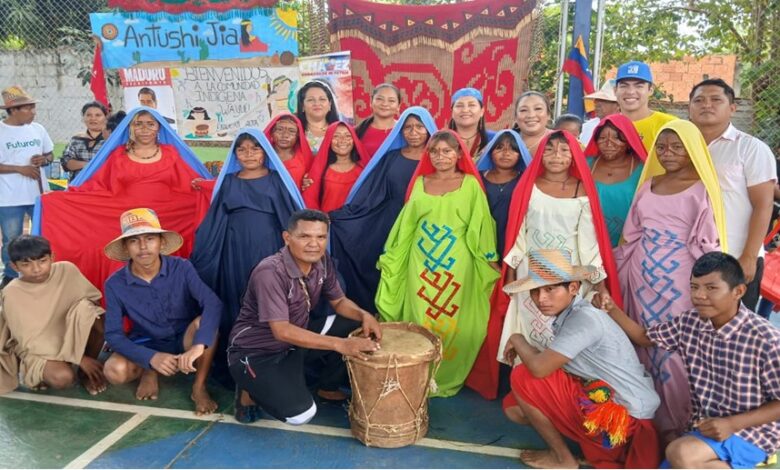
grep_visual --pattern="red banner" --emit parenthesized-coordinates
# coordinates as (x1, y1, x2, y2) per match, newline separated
(107, 0, 276, 14)
(328, 0, 538, 128)
(90, 44, 110, 108)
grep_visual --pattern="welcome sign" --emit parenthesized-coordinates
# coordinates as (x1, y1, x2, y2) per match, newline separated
(90, 8, 298, 68)
(170, 66, 300, 141)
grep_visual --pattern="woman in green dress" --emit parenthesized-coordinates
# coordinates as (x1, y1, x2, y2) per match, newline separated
(375, 129, 500, 397)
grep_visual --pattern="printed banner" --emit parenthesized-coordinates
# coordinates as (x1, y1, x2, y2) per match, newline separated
(91, 8, 298, 68)
(120, 68, 178, 129)
(108, 0, 277, 14)
(298, 52, 355, 125)
(170, 66, 300, 141)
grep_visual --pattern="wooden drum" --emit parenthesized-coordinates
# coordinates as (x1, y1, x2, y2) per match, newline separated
(346, 322, 442, 448)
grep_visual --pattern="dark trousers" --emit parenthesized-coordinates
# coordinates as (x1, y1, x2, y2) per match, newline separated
(742, 257, 764, 313)
(229, 314, 360, 421)
(305, 314, 360, 391)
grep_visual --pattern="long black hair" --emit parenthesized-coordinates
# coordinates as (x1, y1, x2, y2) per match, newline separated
(295, 80, 340, 131)
(447, 97, 490, 155)
(355, 83, 402, 138)
(320, 123, 361, 202)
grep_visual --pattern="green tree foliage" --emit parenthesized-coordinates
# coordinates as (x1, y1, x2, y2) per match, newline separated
(678, 0, 780, 147)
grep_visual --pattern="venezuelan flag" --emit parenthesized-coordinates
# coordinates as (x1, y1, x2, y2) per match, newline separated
(563, 35, 595, 95)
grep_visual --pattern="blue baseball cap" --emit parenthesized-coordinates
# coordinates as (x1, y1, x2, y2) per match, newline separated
(616, 61, 653, 84)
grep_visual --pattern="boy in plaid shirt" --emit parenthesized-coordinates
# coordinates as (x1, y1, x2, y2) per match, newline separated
(601, 252, 780, 468)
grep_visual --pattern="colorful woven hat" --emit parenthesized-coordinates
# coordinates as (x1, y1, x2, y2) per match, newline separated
(104, 208, 183, 261)
(0, 85, 38, 109)
(503, 248, 597, 294)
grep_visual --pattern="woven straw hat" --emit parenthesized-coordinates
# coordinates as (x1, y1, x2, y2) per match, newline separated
(1, 85, 39, 109)
(104, 208, 183, 262)
(584, 79, 617, 102)
(504, 249, 597, 294)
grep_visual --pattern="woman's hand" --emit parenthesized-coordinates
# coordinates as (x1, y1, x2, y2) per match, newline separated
(191, 178, 205, 190)
(301, 174, 313, 191)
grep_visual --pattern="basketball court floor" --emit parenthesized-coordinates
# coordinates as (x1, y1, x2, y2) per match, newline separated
(0, 374, 543, 468)
(2, 311, 780, 468)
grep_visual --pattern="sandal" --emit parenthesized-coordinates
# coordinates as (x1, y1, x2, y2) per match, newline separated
(234, 387, 261, 424)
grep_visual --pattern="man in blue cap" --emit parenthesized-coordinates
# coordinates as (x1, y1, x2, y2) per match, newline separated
(614, 60, 677, 151)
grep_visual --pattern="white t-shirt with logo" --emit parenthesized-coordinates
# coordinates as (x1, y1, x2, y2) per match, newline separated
(708, 124, 777, 258)
(0, 121, 53, 207)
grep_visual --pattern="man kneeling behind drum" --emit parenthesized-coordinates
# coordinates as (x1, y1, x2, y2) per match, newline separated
(227, 209, 382, 425)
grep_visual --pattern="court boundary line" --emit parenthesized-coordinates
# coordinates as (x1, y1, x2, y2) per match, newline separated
(65, 413, 149, 469)
(3, 391, 519, 460)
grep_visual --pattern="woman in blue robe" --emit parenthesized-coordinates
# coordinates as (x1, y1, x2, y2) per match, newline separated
(191, 129, 304, 337)
(476, 130, 533, 256)
(329, 107, 438, 312)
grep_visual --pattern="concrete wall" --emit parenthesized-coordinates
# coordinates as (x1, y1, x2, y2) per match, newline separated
(1, 49, 123, 144)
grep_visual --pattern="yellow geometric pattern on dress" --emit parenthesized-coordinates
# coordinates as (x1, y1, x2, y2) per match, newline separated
(423, 316, 459, 362)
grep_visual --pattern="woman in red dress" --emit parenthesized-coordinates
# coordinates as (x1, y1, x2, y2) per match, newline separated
(302, 122, 369, 212)
(33, 108, 213, 291)
(355, 83, 401, 159)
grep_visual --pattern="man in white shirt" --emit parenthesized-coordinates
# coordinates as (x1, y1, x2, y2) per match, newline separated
(689, 78, 776, 314)
(0, 86, 53, 288)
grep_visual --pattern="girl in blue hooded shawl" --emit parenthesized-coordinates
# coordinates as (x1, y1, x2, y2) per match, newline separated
(329, 107, 437, 312)
(476, 130, 533, 255)
(191, 129, 303, 335)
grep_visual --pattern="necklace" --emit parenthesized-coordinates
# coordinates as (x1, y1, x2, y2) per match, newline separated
(461, 132, 478, 142)
(132, 146, 160, 160)
(485, 170, 518, 192)
(593, 156, 634, 178)
(539, 175, 569, 190)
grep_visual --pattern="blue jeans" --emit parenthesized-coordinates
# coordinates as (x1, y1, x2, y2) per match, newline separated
(0, 205, 34, 278)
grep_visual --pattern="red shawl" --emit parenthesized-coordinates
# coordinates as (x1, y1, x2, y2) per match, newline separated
(39, 144, 213, 293)
(263, 113, 314, 189)
(583, 113, 648, 162)
(466, 130, 623, 399)
(404, 129, 485, 201)
(303, 122, 369, 210)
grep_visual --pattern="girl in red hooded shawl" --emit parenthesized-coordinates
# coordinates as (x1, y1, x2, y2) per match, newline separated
(263, 113, 313, 189)
(584, 114, 648, 247)
(467, 130, 622, 400)
(302, 122, 369, 212)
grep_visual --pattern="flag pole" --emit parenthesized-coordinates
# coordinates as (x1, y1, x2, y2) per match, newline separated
(592, 0, 607, 89)
(554, 0, 570, 119)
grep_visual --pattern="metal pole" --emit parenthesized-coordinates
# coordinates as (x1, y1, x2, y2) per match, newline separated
(592, 0, 607, 89)
(555, 0, 570, 119)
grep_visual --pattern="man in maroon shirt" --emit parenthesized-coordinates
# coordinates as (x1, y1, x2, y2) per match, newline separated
(228, 209, 382, 425)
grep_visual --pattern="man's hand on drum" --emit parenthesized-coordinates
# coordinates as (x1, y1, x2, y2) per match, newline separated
(339, 336, 379, 361)
(359, 311, 383, 343)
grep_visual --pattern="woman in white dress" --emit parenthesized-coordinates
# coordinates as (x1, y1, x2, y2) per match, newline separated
(469, 130, 623, 399)
(498, 130, 621, 356)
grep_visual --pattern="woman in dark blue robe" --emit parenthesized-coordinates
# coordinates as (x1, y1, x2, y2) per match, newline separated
(191, 129, 304, 337)
(476, 130, 532, 256)
(329, 107, 437, 312)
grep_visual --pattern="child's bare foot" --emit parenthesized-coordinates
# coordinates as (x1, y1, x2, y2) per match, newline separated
(79, 356, 107, 395)
(191, 386, 217, 415)
(519, 449, 578, 469)
(135, 369, 159, 400)
(30, 383, 48, 391)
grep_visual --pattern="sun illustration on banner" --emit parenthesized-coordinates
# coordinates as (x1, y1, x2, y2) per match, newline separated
(271, 8, 297, 42)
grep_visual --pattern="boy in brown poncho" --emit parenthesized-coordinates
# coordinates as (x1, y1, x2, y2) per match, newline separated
(0, 235, 106, 394)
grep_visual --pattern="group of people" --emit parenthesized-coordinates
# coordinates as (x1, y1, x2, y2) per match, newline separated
(0, 57, 778, 469)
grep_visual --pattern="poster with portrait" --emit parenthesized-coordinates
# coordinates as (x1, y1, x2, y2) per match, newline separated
(119, 68, 178, 129)
(170, 66, 299, 141)
(298, 52, 355, 124)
